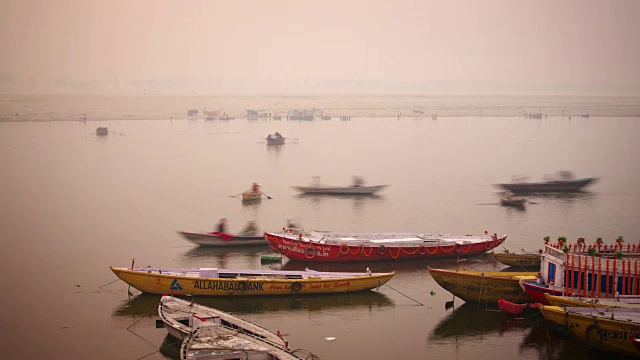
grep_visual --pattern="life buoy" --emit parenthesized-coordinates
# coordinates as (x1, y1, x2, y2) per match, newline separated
(585, 323, 603, 350)
(455, 243, 461, 252)
(291, 281, 302, 292)
(379, 245, 386, 254)
(237, 281, 249, 291)
(339, 243, 349, 255)
(304, 246, 315, 259)
(419, 245, 426, 255)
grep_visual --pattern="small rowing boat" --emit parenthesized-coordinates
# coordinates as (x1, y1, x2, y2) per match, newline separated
(159, 296, 319, 359)
(111, 266, 394, 296)
(292, 176, 387, 195)
(492, 250, 541, 268)
(177, 231, 266, 247)
(159, 295, 288, 345)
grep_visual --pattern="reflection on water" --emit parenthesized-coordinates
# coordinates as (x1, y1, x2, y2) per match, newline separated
(524, 191, 597, 202)
(430, 302, 541, 341)
(518, 319, 632, 360)
(159, 334, 181, 360)
(181, 245, 270, 267)
(114, 291, 393, 318)
(279, 250, 503, 273)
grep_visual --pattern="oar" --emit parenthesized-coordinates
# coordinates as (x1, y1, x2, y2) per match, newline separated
(262, 192, 273, 199)
(229, 192, 243, 198)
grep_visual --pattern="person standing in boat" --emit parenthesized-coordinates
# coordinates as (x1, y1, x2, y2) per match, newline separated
(216, 218, 228, 233)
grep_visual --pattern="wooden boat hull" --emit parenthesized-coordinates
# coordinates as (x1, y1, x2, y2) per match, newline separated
(111, 267, 395, 296)
(544, 293, 640, 308)
(159, 295, 288, 347)
(496, 177, 598, 193)
(178, 231, 266, 247)
(242, 191, 262, 201)
(500, 198, 526, 208)
(292, 185, 387, 195)
(492, 252, 541, 268)
(264, 232, 505, 262)
(429, 267, 537, 303)
(538, 305, 640, 356)
(266, 137, 285, 145)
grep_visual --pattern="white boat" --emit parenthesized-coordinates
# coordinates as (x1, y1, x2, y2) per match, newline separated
(293, 176, 388, 195)
(177, 231, 266, 247)
(159, 295, 289, 346)
(180, 323, 318, 360)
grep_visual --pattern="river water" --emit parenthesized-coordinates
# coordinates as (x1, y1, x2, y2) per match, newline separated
(1, 94, 639, 360)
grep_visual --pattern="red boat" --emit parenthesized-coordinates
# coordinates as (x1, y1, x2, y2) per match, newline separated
(263, 228, 506, 262)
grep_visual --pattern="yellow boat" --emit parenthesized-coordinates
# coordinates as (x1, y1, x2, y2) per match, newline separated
(544, 293, 640, 308)
(492, 251, 541, 268)
(428, 267, 537, 303)
(110, 266, 394, 296)
(538, 304, 640, 356)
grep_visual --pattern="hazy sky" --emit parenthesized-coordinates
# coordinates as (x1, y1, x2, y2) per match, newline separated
(1, 0, 639, 93)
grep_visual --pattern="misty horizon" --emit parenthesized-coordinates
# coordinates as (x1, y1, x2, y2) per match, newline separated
(2, 0, 640, 96)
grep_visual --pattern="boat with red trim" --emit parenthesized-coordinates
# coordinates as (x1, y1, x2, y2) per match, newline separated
(520, 238, 640, 304)
(264, 227, 506, 262)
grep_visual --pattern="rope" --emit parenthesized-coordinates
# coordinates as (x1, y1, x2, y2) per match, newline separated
(98, 278, 121, 289)
(383, 284, 424, 306)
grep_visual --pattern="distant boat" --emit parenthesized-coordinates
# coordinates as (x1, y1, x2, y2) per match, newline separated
(187, 109, 198, 117)
(266, 133, 285, 145)
(492, 250, 541, 268)
(96, 127, 109, 136)
(203, 110, 218, 120)
(292, 176, 387, 195)
(499, 192, 527, 208)
(177, 231, 266, 247)
(495, 171, 598, 193)
(288, 109, 314, 121)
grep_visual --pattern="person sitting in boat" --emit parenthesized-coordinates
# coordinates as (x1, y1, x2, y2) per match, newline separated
(267, 134, 272, 140)
(240, 220, 258, 235)
(216, 218, 228, 233)
(251, 182, 261, 193)
(274, 132, 283, 139)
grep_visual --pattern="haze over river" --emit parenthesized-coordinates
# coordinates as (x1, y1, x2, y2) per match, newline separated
(1, 94, 639, 360)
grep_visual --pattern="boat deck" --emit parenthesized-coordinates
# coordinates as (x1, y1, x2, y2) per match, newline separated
(118, 267, 375, 279)
(565, 306, 640, 323)
(290, 231, 500, 247)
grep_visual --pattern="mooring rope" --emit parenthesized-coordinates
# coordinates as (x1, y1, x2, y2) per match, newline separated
(384, 284, 424, 306)
(98, 278, 121, 289)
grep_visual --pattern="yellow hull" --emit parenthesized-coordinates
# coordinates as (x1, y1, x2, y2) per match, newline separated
(429, 267, 537, 303)
(242, 192, 262, 200)
(544, 293, 640, 308)
(492, 252, 541, 268)
(538, 304, 640, 356)
(110, 267, 394, 296)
